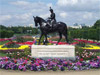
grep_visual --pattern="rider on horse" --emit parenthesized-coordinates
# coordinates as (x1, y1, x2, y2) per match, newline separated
(48, 7, 56, 29)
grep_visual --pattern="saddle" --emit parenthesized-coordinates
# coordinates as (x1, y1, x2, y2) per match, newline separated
(46, 19, 56, 29)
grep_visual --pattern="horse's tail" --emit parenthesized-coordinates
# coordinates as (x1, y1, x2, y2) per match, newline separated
(62, 22, 68, 35)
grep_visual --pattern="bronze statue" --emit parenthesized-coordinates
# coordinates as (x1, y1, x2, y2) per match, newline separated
(33, 7, 69, 45)
(33, 16, 69, 45)
(48, 7, 56, 29)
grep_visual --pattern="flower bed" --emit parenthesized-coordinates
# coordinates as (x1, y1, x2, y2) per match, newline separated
(74, 39, 100, 45)
(16, 41, 34, 45)
(82, 45, 100, 52)
(0, 38, 11, 42)
(0, 56, 100, 71)
(0, 38, 100, 71)
(0, 45, 30, 51)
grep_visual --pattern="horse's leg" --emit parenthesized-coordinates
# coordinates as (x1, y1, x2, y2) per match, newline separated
(38, 34, 43, 45)
(63, 33, 69, 44)
(56, 32, 62, 45)
(44, 34, 48, 45)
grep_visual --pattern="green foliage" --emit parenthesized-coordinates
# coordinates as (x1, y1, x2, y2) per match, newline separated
(82, 30, 88, 40)
(75, 46, 84, 56)
(68, 35, 74, 43)
(0, 25, 38, 36)
(0, 29, 14, 38)
(96, 52, 100, 56)
(69, 28, 99, 41)
(2, 42, 20, 48)
(93, 19, 100, 28)
(68, 20, 100, 41)
(77, 42, 86, 47)
(0, 25, 14, 38)
(6, 48, 31, 59)
(10, 26, 38, 34)
(16, 36, 33, 43)
(0, 25, 7, 29)
(96, 28, 100, 41)
(16, 37, 24, 42)
(88, 29, 97, 41)
(0, 52, 7, 57)
(52, 67, 57, 71)
(23, 48, 31, 57)
(0, 40, 10, 45)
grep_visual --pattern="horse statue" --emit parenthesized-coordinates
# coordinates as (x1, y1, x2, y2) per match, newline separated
(33, 16, 69, 45)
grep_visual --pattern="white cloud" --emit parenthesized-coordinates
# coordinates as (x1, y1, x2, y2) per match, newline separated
(40, 13, 50, 19)
(83, 12, 93, 19)
(1, 0, 99, 26)
(57, 0, 78, 6)
(57, 0, 100, 12)
(11, 1, 30, 6)
(14, 13, 32, 20)
(47, 3, 53, 7)
(0, 15, 12, 23)
(10, 1, 48, 10)
(59, 12, 67, 18)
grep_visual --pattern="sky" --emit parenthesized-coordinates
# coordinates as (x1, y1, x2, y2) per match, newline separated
(0, 0, 100, 27)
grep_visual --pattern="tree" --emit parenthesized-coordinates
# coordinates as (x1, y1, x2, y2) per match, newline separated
(96, 28, 100, 41)
(88, 29, 97, 41)
(0, 25, 7, 29)
(93, 19, 100, 28)
(0, 30, 14, 38)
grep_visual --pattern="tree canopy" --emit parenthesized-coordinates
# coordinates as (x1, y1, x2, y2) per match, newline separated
(93, 19, 100, 28)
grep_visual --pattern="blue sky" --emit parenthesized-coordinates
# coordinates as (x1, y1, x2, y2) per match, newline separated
(0, 0, 100, 27)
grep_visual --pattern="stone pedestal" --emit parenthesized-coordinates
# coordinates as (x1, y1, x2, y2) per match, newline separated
(31, 45, 75, 59)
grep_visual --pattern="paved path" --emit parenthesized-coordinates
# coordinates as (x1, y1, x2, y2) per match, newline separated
(0, 69, 100, 75)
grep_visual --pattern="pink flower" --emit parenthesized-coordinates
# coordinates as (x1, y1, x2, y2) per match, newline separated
(97, 56, 100, 59)
(35, 63, 39, 66)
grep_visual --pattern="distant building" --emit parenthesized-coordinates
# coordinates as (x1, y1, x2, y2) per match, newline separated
(80, 23, 86, 27)
(88, 25, 93, 27)
(70, 23, 82, 29)
(69, 23, 92, 29)
(29, 24, 34, 28)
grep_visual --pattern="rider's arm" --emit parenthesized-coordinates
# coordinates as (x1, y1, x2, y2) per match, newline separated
(50, 13, 55, 19)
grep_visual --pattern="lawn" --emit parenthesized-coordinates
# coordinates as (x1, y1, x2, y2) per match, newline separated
(96, 52, 100, 56)
(0, 40, 10, 45)
(0, 52, 7, 57)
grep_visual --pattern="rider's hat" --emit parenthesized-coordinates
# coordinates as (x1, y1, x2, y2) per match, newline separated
(49, 7, 53, 12)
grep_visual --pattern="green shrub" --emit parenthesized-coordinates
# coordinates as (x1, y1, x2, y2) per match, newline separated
(16, 36, 24, 42)
(75, 46, 97, 60)
(77, 42, 86, 47)
(0, 30, 14, 38)
(75, 46, 84, 56)
(68, 36, 74, 43)
(6, 48, 31, 59)
(16, 36, 34, 42)
(2, 42, 20, 48)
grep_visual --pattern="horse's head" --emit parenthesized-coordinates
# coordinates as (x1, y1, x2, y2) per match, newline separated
(33, 16, 46, 27)
(33, 16, 39, 27)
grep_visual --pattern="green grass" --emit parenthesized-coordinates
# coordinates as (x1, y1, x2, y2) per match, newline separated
(0, 52, 7, 57)
(0, 40, 10, 45)
(96, 52, 100, 56)
(14, 33, 34, 36)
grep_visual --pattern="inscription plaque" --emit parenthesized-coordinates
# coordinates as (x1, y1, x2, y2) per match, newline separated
(31, 45, 75, 59)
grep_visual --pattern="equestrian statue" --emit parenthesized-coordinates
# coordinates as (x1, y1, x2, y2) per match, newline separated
(33, 7, 69, 45)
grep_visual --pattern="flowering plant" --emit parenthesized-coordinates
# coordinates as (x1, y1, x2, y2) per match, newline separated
(75, 46, 98, 60)
(0, 56, 100, 71)
(6, 48, 31, 59)
(0, 44, 30, 51)
(82, 45, 100, 51)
